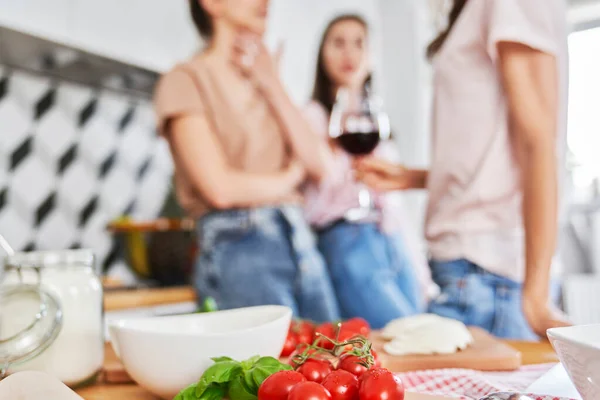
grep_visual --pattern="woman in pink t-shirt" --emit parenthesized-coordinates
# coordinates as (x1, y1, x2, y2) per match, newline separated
(303, 15, 431, 329)
(357, 0, 571, 339)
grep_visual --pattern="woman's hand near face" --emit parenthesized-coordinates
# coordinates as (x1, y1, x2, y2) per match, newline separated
(355, 157, 428, 191)
(231, 32, 282, 94)
(230, 32, 334, 181)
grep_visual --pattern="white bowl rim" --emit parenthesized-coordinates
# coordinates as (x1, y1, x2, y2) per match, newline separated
(108, 304, 292, 338)
(547, 324, 600, 352)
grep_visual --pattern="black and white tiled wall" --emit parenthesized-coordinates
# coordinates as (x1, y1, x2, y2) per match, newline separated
(0, 65, 173, 273)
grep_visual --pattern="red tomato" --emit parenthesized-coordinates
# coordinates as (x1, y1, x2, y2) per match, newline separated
(296, 359, 333, 383)
(315, 323, 336, 349)
(296, 329, 314, 346)
(358, 368, 404, 400)
(288, 381, 332, 400)
(337, 354, 368, 377)
(280, 330, 299, 357)
(343, 317, 370, 337)
(258, 370, 306, 400)
(322, 369, 359, 400)
(293, 320, 316, 342)
(337, 326, 358, 342)
(358, 367, 385, 385)
(288, 344, 320, 367)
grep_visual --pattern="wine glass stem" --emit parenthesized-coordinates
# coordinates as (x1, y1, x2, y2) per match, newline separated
(358, 184, 373, 210)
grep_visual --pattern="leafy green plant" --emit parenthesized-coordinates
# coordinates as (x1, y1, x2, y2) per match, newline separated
(173, 355, 292, 400)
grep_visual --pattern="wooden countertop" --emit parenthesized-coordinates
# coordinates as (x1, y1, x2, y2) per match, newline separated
(77, 341, 558, 400)
(104, 286, 196, 312)
(76, 287, 559, 400)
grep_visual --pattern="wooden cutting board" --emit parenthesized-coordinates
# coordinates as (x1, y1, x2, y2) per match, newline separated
(372, 327, 522, 372)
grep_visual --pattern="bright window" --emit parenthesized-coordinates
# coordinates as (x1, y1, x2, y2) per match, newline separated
(568, 27, 600, 188)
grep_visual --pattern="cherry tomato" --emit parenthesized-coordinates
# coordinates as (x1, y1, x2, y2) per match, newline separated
(296, 329, 314, 345)
(338, 354, 368, 377)
(337, 326, 358, 342)
(280, 330, 299, 357)
(322, 369, 359, 400)
(358, 368, 404, 400)
(288, 381, 332, 400)
(315, 323, 336, 349)
(358, 367, 385, 385)
(343, 317, 370, 337)
(297, 359, 333, 383)
(258, 370, 306, 400)
(293, 320, 316, 343)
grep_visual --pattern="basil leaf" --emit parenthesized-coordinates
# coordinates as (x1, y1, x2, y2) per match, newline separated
(240, 355, 260, 371)
(229, 376, 258, 400)
(211, 356, 235, 363)
(173, 383, 198, 400)
(245, 357, 293, 393)
(199, 384, 227, 400)
(195, 361, 242, 397)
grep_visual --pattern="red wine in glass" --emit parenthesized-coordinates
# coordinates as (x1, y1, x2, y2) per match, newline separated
(336, 130, 381, 155)
(329, 88, 390, 221)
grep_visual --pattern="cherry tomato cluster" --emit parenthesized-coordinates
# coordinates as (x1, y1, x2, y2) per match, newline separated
(280, 318, 371, 357)
(262, 321, 404, 400)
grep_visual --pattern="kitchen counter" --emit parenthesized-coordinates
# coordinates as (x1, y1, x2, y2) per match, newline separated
(104, 286, 196, 312)
(77, 341, 559, 400)
(77, 286, 559, 400)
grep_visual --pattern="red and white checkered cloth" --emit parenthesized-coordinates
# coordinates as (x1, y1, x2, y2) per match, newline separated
(397, 363, 575, 400)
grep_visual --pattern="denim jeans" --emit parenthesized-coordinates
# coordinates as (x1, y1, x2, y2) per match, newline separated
(194, 206, 340, 323)
(427, 259, 554, 340)
(317, 221, 424, 329)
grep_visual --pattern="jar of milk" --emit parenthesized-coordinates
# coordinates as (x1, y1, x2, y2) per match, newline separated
(0, 249, 104, 387)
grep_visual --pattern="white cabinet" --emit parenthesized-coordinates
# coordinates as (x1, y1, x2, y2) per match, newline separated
(69, 0, 199, 71)
(0, 0, 71, 41)
(0, 0, 198, 72)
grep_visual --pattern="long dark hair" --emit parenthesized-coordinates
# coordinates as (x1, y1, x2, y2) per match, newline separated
(189, 0, 213, 39)
(426, 0, 468, 59)
(311, 14, 372, 114)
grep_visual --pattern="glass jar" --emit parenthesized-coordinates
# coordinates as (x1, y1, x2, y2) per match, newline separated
(0, 249, 104, 387)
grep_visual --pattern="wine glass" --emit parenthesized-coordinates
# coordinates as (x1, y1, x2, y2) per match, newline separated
(329, 87, 391, 221)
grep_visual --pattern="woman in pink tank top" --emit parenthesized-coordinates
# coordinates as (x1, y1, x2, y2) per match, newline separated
(356, 0, 571, 339)
(303, 15, 431, 329)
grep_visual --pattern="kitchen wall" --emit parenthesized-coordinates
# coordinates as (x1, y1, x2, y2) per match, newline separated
(0, 0, 389, 277)
(0, 66, 173, 271)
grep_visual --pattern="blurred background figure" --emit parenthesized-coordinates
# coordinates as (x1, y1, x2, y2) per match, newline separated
(357, 0, 571, 339)
(303, 14, 431, 329)
(1, 0, 600, 330)
(153, 0, 341, 322)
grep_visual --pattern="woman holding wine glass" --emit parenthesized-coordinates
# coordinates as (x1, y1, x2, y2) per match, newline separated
(154, 0, 341, 322)
(303, 14, 431, 329)
(356, 0, 570, 339)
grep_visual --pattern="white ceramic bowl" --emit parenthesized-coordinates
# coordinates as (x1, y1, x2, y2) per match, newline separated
(108, 305, 292, 400)
(547, 324, 600, 400)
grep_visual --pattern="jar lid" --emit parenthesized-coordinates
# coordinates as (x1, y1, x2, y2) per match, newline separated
(4, 249, 95, 270)
(0, 285, 63, 368)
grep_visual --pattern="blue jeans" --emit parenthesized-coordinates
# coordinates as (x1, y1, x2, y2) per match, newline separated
(317, 221, 424, 329)
(428, 259, 545, 340)
(194, 206, 340, 323)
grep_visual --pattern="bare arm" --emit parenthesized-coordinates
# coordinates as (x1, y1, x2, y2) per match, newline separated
(167, 115, 304, 210)
(263, 81, 334, 180)
(354, 157, 428, 191)
(232, 37, 333, 180)
(498, 41, 569, 334)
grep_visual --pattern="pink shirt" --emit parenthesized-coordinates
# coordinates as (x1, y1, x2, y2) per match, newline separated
(303, 101, 405, 232)
(303, 101, 434, 295)
(426, 0, 568, 281)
